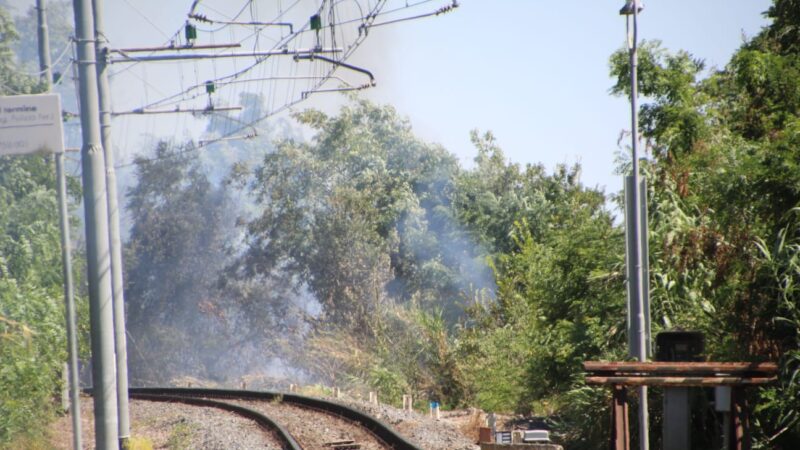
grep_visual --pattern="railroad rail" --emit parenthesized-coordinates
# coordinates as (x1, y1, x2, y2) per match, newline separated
(130, 392, 302, 450)
(128, 387, 422, 450)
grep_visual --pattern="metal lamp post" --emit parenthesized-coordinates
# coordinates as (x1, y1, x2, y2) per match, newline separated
(620, 1, 650, 450)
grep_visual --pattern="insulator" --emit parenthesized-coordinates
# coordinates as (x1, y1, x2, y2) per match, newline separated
(185, 24, 197, 42)
(310, 14, 322, 31)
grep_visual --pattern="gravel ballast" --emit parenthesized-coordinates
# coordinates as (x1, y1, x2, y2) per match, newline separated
(333, 397, 480, 450)
(49, 396, 283, 449)
(232, 399, 390, 449)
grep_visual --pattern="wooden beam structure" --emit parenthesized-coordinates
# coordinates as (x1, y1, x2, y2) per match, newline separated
(584, 362, 777, 375)
(586, 376, 775, 386)
(583, 361, 777, 450)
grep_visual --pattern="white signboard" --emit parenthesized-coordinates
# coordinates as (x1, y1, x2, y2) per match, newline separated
(0, 94, 64, 155)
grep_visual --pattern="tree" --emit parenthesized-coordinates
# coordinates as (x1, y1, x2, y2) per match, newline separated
(124, 142, 249, 383)
(455, 141, 624, 417)
(11, 1, 73, 70)
(606, 1, 800, 445)
(0, 6, 83, 445)
(236, 99, 485, 331)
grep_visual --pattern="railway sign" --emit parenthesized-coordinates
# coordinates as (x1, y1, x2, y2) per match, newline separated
(0, 94, 64, 156)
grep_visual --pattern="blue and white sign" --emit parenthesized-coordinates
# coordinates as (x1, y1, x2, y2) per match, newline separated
(0, 94, 64, 156)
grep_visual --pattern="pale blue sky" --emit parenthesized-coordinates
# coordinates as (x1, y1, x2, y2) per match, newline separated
(348, 0, 772, 192)
(11, 0, 772, 192)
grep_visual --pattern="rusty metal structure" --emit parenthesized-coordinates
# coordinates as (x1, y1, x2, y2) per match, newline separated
(584, 362, 778, 450)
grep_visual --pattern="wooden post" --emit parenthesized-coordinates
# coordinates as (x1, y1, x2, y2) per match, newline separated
(730, 387, 751, 450)
(611, 385, 630, 450)
(404, 394, 413, 411)
(335, 387, 341, 399)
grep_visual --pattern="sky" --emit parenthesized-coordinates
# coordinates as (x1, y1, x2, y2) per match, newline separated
(346, 0, 773, 193)
(9, 0, 774, 193)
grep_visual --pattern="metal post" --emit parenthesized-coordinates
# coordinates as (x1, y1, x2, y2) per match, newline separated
(662, 387, 690, 450)
(625, 1, 650, 448)
(37, 1, 83, 448)
(71, 0, 120, 447)
(56, 154, 86, 450)
(91, 0, 130, 444)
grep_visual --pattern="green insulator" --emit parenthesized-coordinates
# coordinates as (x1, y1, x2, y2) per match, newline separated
(205, 81, 215, 94)
(310, 14, 322, 31)
(185, 24, 197, 41)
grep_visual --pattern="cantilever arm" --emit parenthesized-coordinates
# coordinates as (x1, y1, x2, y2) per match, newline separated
(294, 54, 376, 87)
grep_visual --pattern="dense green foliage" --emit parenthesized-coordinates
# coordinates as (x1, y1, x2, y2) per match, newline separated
(0, 7, 83, 447)
(0, 155, 80, 447)
(232, 100, 491, 401)
(604, 1, 800, 446)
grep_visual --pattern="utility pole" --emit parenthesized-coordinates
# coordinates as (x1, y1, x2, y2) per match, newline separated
(92, 0, 130, 444)
(36, 1, 82, 448)
(71, 0, 120, 447)
(623, 0, 651, 448)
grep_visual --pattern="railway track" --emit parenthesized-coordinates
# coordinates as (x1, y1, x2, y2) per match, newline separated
(129, 392, 301, 449)
(128, 387, 422, 450)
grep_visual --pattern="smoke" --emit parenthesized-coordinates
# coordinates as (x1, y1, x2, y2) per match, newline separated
(120, 90, 499, 389)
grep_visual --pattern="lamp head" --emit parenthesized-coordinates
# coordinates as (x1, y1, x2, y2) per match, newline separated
(619, 1, 643, 15)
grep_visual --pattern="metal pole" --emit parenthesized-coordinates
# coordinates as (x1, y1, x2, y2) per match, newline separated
(91, 0, 130, 444)
(628, 1, 650, 448)
(36, 1, 83, 448)
(71, 0, 120, 447)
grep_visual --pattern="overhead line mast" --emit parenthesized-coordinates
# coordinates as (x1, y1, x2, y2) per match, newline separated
(92, 0, 132, 443)
(71, 0, 120, 446)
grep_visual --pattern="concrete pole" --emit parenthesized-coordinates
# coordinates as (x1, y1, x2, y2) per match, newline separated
(628, 2, 650, 449)
(71, 0, 120, 447)
(36, 1, 83, 448)
(56, 155, 85, 450)
(91, 0, 131, 444)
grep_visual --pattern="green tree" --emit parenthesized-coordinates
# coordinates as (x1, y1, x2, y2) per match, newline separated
(456, 142, 624, 418)
(606, 1, 800, 445)
(0, 6, 84, 445)
(236, 100, 482, 330)
(234, 99, 493, 404)
(125, 142, 242, 383)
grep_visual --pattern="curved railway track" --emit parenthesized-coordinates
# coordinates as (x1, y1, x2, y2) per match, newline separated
(128, 387, 422, 450)
(129, 392, 301, 449)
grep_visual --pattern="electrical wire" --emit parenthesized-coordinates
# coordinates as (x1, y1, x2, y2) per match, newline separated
(113, 0, 449, 168)
(120, 0, 171, 39)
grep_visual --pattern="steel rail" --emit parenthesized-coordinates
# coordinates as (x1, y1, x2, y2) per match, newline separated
(129, 387, 422, 450)
(129, 392, 302, 450)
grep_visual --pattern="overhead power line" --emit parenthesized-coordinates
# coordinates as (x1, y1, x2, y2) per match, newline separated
(109, 0, 459, 168)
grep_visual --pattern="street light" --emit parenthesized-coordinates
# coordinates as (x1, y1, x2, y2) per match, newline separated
(619, 1, 643, 16)
(620, 1, 650, 450)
